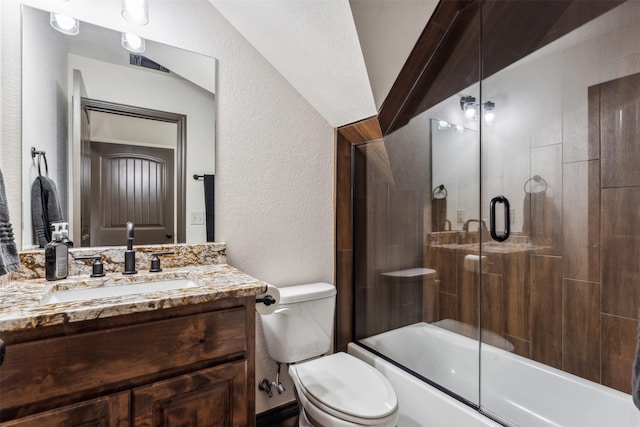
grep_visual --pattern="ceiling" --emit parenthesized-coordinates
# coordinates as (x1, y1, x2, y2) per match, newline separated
(208, 0, 437, 127)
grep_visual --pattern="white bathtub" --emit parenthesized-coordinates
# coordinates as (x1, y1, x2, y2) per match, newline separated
(350, 321, 640, 427)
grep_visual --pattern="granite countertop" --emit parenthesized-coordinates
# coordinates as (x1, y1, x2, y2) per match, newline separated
(0, 264, 268, 333)
(428, 242, 543, 254)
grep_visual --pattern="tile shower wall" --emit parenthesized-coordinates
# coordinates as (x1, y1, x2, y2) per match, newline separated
(353, 136, 431, 339)
(479, 2, 640, 393)
(430, 2, 640, 394)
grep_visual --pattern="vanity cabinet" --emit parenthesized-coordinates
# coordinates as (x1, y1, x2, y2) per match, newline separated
(0, 297, 255, 427)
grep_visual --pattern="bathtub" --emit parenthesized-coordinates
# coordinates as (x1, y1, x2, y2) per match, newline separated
(349, 321, 640, 427)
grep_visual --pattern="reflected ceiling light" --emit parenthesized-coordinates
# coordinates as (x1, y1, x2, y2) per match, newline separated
(483, 101, 496, 126)
(460, 96, 496, 125)
(122, 0, 149, 25)
(50, 13, 79, 35)
(121, 33, 146, 53)
(437, 120, 451, 130)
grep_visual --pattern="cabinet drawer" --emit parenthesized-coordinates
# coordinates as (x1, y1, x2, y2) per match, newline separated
(0, 391, 130, 427)
(0, 307, 246, 418)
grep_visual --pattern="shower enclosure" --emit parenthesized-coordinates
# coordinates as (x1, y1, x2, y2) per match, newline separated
(351, 1, 640, 425)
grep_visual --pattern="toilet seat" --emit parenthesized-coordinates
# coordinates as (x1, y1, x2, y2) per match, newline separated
(291, 352, 398, 425)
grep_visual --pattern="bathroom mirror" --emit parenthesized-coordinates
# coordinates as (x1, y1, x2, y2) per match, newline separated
(21, 5, 217, 250)
(430, 118, 479, 232)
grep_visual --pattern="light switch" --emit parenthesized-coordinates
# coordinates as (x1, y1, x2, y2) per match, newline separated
(190, 211, 205, 225)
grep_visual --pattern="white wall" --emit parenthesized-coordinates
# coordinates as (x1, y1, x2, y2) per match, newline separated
(21, 5, 69, 247)
(350, 0, 438, 110)
(1, 0, 334, 413)
(210, 0, 376, 127)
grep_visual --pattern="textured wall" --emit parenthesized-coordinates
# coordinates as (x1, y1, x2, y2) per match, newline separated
(210, 0, 376, 127)
(2, 0, 334, 413)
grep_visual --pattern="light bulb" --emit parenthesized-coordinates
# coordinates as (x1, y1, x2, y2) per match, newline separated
(122, 33, 146, 53)
(122, 0, 149, 25)
(465, 106, 477, 120)
(484, 111, 495, 125)
(50, 13, 79, 35)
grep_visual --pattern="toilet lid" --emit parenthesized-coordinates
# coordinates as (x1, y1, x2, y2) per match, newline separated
(294, 352, 397, 420)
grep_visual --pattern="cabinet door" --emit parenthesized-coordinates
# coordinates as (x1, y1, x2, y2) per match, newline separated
(133, 360, 250, 427)
(0, 392, 130, 427)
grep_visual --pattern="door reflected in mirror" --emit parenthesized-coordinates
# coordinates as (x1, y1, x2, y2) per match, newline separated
(21, 5, 217, 250)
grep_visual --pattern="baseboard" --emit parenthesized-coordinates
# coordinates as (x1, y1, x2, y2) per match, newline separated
(256, 401, 299, 426)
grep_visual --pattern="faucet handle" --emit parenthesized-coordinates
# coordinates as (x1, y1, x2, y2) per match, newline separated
(74, 255, 105, 277)
(149, 251, 174, 272)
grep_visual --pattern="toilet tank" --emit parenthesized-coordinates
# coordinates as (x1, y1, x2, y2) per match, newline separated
(260, 282, 336, 364)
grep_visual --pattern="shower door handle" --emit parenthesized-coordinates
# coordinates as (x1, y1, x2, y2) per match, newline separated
(490, 196, 510, 242)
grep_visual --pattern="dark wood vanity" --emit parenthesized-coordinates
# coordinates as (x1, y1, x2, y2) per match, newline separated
(0, 296, 255, 426)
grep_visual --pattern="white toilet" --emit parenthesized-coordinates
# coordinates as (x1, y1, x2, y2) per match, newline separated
(260, 282, 399, 427)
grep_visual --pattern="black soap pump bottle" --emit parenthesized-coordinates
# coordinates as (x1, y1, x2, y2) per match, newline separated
(45, 225, 68, 281)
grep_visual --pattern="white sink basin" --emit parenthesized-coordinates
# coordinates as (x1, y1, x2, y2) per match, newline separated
(42, 279, 198, 304)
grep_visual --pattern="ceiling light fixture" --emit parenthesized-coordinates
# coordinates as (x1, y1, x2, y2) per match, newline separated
(460, 96, 496, 125)
(460, 96, 477, 120)
(122, 0, 149, 25)
(50, 13, 79, 35)
(121, 33, 146, 53)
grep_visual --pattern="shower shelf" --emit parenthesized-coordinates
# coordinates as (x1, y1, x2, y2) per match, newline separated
(380, 268, 436, 278)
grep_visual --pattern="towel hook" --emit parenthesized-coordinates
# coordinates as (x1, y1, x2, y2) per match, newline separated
(524, 175, 547, 193)
(31, 147, 48, 177)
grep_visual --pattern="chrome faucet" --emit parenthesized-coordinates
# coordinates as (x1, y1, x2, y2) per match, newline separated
(463, 219, 488, 233)
(123, 221, 137, 274)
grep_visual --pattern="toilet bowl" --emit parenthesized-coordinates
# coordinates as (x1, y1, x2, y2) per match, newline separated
(260, 283, 398, 427)
(290, 352, 398, 427)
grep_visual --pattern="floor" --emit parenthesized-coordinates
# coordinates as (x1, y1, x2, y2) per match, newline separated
(271, 415, 298, 427)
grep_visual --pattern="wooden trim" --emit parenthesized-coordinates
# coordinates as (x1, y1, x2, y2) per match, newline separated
(334, 117, 382, 352)
(337, 116, 383, 143)
(82, 98, 187, 243)
(378, 0, 624, 135)
(255, 401, 299, 427)
(378, 0, 473, 135)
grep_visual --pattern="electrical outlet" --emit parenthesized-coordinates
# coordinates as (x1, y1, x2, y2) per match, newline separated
(457, 209, 465, 224)
(190, 211, 205, 225)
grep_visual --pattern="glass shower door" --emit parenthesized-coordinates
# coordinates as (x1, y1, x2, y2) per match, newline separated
(478, 1, 639, 425)
(352, 0, 483, 409)
(352, 112, 482, 407)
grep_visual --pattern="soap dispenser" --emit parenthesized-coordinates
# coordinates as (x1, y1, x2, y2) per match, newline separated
(45, 225, 68, 281)
(60, 222, 73, 247)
